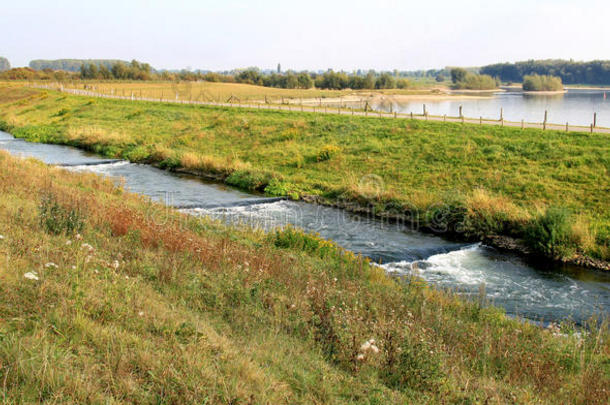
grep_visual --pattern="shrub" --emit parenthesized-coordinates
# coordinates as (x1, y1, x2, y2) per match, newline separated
(124, 145, 151, 162)
(264, 178, 298, 199)
(226, 169, 272, 191)
(54, 108, 71, 117)
(39, 192, 85, 235)
(522, 74, 563, 91)
(525, 207, 577, 258)
(317, 144, 341, 162)
(271, 226, 339, 258)
(452, 73, 498, 90)
(381, 338, 445, 392)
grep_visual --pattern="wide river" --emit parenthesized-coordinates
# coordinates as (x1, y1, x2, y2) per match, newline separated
(373, 89, 610, 127)
(1, 130, 608, 325)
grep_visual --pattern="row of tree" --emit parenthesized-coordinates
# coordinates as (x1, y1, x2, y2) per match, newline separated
(30, 59, 126, 72)
(79, 60, 154, 80)
(232, 69, 412, 90)
(481, 60, 610, 85)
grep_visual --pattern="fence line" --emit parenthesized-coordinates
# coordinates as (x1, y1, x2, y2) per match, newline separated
(30, 84, 610, 134)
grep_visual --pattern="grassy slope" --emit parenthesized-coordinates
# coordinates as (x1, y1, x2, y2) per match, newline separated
(0, 151, 608, 403)
(24, 80, 440, 103)
(0, 85, 608, 263)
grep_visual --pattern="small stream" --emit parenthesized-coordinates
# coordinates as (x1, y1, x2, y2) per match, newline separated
(1, 130, 608, 325)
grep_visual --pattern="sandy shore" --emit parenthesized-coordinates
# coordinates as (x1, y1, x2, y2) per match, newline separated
(284, 92, 494, 105)
(522, 90, 568, 95)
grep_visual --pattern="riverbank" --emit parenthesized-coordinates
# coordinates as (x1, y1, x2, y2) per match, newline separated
(0, 86, 608, 269)
(1, 151, 608, 403)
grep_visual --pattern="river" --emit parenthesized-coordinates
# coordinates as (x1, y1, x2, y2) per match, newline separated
(373, 89, 610, 127)
(1, 130, 608, 325)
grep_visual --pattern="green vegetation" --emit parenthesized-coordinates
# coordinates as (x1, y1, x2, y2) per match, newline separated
(0, 86, 608, 264)
(482, 59, 610, 85)
(523, 74, 564, 91)
(450, 68, 498, 90)
(0, 57, 10, 72)
(0, 150, 608, 403)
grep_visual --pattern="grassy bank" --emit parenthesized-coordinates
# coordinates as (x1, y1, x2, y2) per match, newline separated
(17, 80, 441, 104)
(0, 151, 608, 403)
(0, 85, 608, 265)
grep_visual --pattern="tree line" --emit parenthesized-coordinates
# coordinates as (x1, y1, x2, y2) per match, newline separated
(29, 59, 127, 72)
(481, 59, 610, 85)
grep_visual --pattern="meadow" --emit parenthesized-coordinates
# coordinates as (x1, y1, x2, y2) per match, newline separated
(0, 84, 608, 264)
(23, 79, 443, 104)
(0, 150, 608, 403)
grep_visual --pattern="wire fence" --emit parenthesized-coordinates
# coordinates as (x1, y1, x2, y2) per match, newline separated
(30, 84, 610, 134)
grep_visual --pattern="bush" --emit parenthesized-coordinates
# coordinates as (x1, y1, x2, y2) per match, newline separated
(522, 74, 563, 91)
(381, 338, 445, 392)
(264, 178, 298, 199)
(271, 226, 338, 258)
(317, 144, 341, 162)
(226, 170, 272, 191)
(39, 192, 85, 235)
(452, 73, 498, 90)
(525, 207, 577, 258)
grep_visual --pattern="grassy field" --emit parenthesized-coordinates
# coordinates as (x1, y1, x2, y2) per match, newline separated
(20, 80, 444, 103)
(0, 151, 608, 403)
(0, 85, 608, 264)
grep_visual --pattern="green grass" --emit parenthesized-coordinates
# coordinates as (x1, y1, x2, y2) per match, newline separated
(0, 85, 608, 263)
(0, 151, 608, 403)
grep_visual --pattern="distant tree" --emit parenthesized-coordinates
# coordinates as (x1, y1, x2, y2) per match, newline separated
(396, 78, 411, 89)
(98, 64, 112, 79)
(375, 73, 396, 89)
(0, 57, 10, 72)
(481, 59, 610, 85)
(435, 74, 445, 82)
(363, 72, 376, 89)
(450, 68, 468, 84)
(236, 68, 264, 86)
(297, 72, 313, 89)
(111, 62, 128, 79)
(451, 73, 497, 90)
(522, 74, 563, 91)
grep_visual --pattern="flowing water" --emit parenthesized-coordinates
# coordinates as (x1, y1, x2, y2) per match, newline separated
(1, 130, 608, 325)
(372, 89, 610, 127)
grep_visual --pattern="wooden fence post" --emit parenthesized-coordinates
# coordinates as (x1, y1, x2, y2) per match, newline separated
(521, 119, 524, 129)
(480, 116, 482, 125)
(590, 124, 594, 133)
(423, 104, 426, 116)
(459, 105, 463, 118)
(566, 122, 569, 132)
(593, 112, 597, 127)
(500, 108, 503, 121)
(544, 110, 548, 125)
(410, 112, 413, 119)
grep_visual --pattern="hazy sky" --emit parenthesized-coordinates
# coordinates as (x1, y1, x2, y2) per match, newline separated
(2, 0, 609, 71)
